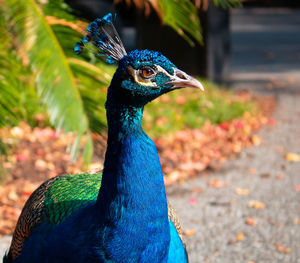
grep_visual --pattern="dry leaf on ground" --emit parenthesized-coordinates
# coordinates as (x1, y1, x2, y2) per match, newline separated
(276, 173, 285, 180)
(235, 188, 249, 195)
(236, 232, 244, 241)
(248, 168, 256, 174)
(285, 153, 300, 162)
(208, 179, 227, 188)
(183, 228, 196, 237)
(260, 173, 271, 178)
(251, 135, 262, 146)
(274, 243, 291, 254)
(294, 185, 300, 191)
(245, 218, 257, 226)
(248, 200, 265, 209)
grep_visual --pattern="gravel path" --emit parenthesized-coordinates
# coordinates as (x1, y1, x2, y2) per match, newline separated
(167, 90, 300, 262)
(167, 8, 300, 263)
(1, 8, 300, 263)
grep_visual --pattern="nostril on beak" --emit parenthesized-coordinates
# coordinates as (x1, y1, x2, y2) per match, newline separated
(176, 71, 188, 80)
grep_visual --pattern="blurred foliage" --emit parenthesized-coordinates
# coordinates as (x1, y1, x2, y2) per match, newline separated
(144, 80, 253, 137)
(0, 0, 242, 164)
(0, 12, 41, 128)
(158, 0, 203, 45)
(213, 0, 242, 9)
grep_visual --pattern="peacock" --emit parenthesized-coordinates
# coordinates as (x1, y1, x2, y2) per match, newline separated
(4, 13, 203, 263)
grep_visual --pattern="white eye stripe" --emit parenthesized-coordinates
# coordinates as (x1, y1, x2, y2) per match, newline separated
(155, 65, 175, 79)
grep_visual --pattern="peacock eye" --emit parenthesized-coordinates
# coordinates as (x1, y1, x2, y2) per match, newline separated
(139, 66, 155, 79)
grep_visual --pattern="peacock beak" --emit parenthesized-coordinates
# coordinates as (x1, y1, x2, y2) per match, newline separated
(167, 68, 204, 91)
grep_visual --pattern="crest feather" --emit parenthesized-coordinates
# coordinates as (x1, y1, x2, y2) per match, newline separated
(74, 13, 127, 64)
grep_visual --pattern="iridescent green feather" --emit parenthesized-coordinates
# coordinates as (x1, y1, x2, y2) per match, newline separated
(44, 173, 102, 225)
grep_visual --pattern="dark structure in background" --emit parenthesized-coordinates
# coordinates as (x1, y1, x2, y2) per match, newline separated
(66, 0, 230, 84)
(244, 0, 300, 7)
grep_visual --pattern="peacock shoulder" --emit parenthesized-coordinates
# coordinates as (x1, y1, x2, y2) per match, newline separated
(6, 172, 102, 261)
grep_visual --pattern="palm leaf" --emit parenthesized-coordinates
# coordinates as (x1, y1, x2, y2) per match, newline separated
(213, 0, 242, 8)
(68, 58, 112, 135)
(157, 0, 203, 46)
(2, 0, 92, 159)
(0, 7, 26, 127)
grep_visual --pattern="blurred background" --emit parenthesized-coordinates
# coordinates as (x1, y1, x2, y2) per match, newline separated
(0, 0, 300, 262)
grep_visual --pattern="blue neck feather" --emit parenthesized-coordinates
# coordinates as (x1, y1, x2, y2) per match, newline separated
(95, 83, 170, 261)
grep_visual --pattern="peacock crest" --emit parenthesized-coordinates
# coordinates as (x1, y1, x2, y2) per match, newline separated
(74, 13, 127, 64)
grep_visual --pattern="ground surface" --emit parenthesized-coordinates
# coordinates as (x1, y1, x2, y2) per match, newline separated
(167, 8, 300, 263)
(1, 8, 300, 263)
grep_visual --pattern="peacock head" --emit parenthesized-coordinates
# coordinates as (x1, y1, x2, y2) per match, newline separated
(75, 13, 203, 107)
(111, 49, 203, 106)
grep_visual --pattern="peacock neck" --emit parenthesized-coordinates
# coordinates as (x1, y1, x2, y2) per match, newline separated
(97, 94, 168, 212)
(106, 99, 144, 140)
(95, 92, 170, 260)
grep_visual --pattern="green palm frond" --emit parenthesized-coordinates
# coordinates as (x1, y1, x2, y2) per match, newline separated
(0, 9, 29, 127)
(2, 0, 91, 159)
(158, 0, 202, 46)
(40, 0, 78, 21)
(0, 52, 21, 127)
(68, 58, 112, 134)
(213, 0, 242, 8)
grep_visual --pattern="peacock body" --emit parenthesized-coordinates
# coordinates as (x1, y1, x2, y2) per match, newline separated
(4, 13, 203, 263)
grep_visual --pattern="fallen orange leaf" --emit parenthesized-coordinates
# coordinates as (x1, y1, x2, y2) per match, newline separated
(276, 173, 285, 180)
(208, 179, 227, 188)
(248, 168, 256, 175)
(285, 153, 300, 162)
(294, 185, 300, 191)
(245, 218, 257, 226)
(251, 135, 262, 146)
(248, 200, 265, 209)
(236, 232, 244, 241)
(235, 188, 249, 195)
(274, 243, 291, 254)
(183, 229, 196, 237)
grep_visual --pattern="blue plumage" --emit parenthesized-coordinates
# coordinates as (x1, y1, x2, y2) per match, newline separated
(4, 13, 204, 263)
